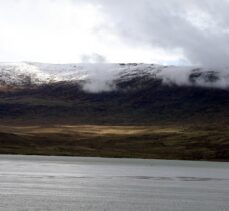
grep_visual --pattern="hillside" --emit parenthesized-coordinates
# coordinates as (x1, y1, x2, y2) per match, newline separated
(0, 63, 229, 160)
(0, 63, 229, 124)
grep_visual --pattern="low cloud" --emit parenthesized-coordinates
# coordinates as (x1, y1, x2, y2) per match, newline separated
(81, 63, 118, 92)
(80, 53, 107, 63)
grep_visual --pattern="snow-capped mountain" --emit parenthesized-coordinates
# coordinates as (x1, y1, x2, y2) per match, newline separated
(0, 62, 229, 92)
(1, 62, 229, 127)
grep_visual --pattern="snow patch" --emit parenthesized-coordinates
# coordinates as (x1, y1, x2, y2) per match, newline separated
(0, 62, 229, 92)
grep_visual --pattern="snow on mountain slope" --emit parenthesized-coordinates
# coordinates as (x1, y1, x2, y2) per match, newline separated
(0, 63, 49, 85)
(0, 62, 229, 92)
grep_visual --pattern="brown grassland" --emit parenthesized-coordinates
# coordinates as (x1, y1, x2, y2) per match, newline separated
(0, 124, 228, 161)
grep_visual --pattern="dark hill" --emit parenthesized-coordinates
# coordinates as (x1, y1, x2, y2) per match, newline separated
(0, 76, 229, 125)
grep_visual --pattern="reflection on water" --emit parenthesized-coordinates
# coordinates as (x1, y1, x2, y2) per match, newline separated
(0, 155, 229, 211)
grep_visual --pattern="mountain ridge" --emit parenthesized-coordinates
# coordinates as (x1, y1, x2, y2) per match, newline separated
(0, 63, 229, 125)
(1, 62, 229, 91)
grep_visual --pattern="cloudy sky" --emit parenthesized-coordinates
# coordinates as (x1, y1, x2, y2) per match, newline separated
(0, 0, 229, 66)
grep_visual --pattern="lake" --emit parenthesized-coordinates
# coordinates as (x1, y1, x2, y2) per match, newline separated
(0, 155, 229, 211)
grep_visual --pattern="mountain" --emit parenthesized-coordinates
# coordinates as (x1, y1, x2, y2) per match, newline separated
(0, 62, 229, 89)
(0, 62, 229, 125)
(0, 62, 229, 160)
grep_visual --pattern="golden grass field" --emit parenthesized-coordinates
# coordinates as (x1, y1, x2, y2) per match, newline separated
(0, 124, 228, 160)
(0, 125, 182, 136)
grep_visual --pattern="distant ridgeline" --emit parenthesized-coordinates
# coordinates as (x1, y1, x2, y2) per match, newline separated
(0, 62, 229, 124)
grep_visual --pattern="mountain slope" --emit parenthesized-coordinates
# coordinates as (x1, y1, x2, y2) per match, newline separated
(1, 62, 229, 89)
(0, 63, 229, 124)
(0, 63, 229, 160)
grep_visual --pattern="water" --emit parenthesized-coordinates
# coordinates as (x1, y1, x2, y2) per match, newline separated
(0, 155, 228, 211)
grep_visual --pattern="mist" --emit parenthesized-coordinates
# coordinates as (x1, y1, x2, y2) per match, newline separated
(80, 63, 119, 93)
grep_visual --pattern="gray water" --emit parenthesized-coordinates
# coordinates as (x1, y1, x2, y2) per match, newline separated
(0, 155, 229, 211)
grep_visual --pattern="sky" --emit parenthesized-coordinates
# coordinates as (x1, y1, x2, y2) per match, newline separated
(0, 0, 229, 66)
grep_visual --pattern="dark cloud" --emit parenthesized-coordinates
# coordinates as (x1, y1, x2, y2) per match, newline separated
(79, 0, 229, 67)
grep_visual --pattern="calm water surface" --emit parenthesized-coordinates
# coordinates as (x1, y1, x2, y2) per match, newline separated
(0, 155, 229, 211)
